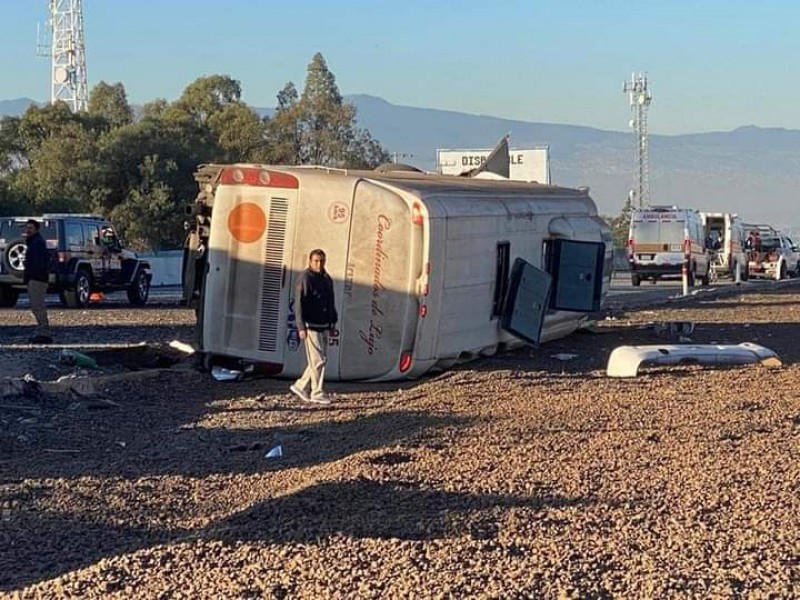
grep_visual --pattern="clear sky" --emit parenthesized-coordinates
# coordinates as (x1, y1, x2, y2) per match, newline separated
(2, 0, 799, 135)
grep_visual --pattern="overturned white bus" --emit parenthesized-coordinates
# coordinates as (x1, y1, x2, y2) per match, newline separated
(182, 164, 612, 381)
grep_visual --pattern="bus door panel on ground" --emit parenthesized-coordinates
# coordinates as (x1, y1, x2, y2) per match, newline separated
(203, 184, 298, 366)
(501, 259, 551, 346)
(338, 181, 420, 380)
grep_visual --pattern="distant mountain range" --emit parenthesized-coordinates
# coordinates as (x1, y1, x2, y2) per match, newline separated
(4, 95, 799, 230)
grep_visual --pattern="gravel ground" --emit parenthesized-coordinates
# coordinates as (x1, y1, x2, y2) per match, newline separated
(1, 286, 799, 598)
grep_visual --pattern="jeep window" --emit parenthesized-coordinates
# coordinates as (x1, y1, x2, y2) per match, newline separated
(84, 223, 101, 247)
(65, 222, 84, 248)
(0, 220, 57, 244)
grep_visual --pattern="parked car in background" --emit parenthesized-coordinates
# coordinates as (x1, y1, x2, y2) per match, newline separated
(744, 224, 800, 281)
(0, 214, 152, 308)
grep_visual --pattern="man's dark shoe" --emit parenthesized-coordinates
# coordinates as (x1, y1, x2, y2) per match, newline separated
(29, 335, 53, 344)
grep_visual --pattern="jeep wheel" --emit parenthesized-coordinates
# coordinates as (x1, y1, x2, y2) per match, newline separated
(127, 270, 150, 306)
(2, 239, 27, 278)
(0, 285, 19, 308)
(777, 262, 787, 281)
(631, 274, 641, 287)
(63, 270, 92, 308)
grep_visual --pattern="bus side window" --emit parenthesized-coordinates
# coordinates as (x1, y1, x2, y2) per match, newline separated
(542, 240, 553, 273)
(492, 241, 511, 317)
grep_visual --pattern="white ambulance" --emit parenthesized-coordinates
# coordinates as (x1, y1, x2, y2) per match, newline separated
(183, 164, 612, 381)
(628, 206, 711, 286)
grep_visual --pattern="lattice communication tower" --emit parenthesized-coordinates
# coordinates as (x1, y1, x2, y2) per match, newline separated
(38, 0, 88, 112)
(623, 72, 652, 208)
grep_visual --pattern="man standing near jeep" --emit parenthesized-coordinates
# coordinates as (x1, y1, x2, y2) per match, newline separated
(23, 219, 52, 344)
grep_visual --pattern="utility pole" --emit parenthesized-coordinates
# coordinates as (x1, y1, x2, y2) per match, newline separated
(623, 72, 652, 208)
(38, 0, 88, 112)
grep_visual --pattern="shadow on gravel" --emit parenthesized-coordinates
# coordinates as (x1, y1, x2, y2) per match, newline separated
(0, 510, 166, 592)
(460, 321, 800, 377)
(180, 410, 471, 478)
(209, 478, 591, 544)
(1, 322, 195, 344)
(1, 475, 587, 592)
(2, 401, 468, 479)
(0, 408, 471, 591)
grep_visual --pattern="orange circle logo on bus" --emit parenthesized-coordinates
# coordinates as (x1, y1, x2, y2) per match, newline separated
(228, 202, 266, 243)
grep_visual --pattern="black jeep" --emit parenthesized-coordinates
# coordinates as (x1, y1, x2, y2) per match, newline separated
(0, 214, 152, 308)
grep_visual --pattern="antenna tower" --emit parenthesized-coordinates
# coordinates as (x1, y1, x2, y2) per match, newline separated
(38, 0, 88, 112)
(623, 72, 651, 208)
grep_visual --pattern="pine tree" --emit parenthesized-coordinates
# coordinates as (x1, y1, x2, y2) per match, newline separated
(294, 53, 389, 168)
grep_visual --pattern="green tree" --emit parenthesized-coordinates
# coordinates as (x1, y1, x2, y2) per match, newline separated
(265, 82, 302, 164)
(88, 81, 134, 129)
(294, 53, 389, 168)
(0, 116, 25, 172)
(12, 103, 99, 212)
(208, 102, 269, 162)
(109, 155, 185, 251)
(173, 75, 243, 125)
(139, 98, 170, 120)
(604, 195, 634, 249)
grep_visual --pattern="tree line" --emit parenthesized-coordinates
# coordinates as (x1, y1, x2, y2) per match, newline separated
(0, 53, 390, 251)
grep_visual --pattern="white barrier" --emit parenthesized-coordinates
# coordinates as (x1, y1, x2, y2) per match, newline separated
(139, 251, 183, 286)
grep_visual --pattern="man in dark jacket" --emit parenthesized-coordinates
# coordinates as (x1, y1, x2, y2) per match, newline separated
(23, 219, 52, 344)
(290, 249, 338, 404)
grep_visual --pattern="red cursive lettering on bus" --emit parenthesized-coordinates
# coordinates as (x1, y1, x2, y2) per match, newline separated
(358, 214, 391, 354)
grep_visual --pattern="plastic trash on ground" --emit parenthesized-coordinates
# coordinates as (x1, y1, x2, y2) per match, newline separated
(168, 340, 196, 355)
(606, 342, 782, 378)
(59, 349, 99, 369)
(265, 445, 283, 459)
(652, 321, 695, 340)
(211, 366, 243, 381)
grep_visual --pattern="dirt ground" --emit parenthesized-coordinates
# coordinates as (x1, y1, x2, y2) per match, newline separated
(1, 285, 799, 599)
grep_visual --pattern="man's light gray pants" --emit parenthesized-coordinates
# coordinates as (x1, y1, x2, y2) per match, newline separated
(27, 280, 51, 337)
(295, 330, 329, 398)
